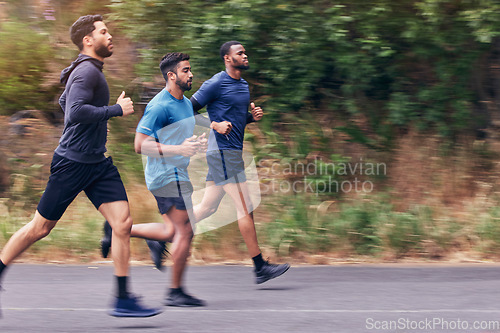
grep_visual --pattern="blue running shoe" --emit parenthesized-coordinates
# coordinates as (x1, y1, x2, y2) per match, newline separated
(108, 294, 162, 317)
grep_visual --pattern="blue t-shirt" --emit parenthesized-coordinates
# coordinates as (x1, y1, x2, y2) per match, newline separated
(136, 89, 195, 191)
(192, 71, 252, 151)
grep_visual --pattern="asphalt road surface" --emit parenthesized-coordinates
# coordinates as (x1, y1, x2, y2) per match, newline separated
(0, 264, 499, 333)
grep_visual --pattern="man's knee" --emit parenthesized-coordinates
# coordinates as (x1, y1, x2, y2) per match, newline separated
(28, 218, 57, 241)
(111, 216, 133, 236)
(183, 228, 194, 241)
(196, 204, 217, 219)
(178, 226, 194, 242)
(204, 206, 218, 218)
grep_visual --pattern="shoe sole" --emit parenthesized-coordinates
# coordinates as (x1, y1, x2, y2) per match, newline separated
(153, 260, 165, 272)
(108, 308, 162, 317)
(256, 265, 290, 284)
(164, 300, 205, 307)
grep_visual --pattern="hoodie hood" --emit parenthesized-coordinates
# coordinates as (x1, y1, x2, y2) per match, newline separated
(60, 54, 104, 84)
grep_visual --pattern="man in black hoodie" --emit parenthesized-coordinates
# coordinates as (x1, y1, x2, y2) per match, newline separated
(0, 15, 161, 318)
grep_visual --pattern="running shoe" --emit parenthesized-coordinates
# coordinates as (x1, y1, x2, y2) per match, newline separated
(164, 287, 206, 307)
(108, 294, 162, 317)
(146, 240, 168, 271)
(100, 220, 112, 258)
(255, 261, 290, 284)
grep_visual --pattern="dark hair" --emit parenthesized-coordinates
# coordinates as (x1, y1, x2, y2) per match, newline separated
(70, 14, 103, 50)
(159, 52, 190, 81)
(220, 41, 242, 60)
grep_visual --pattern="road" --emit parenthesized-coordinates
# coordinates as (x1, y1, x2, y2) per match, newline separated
(0, 264, 499, 332)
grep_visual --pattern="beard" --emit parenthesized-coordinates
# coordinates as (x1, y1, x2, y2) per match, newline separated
(95, 44, 113, 59)
(177, 78, 192, 92)
(232, 57, 249, 70)
(235, 64, 250, 70)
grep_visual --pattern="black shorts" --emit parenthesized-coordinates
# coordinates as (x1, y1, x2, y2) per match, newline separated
(37, 153, 128, 221)
(151, 181, 193, 214)
(206, 150, 246, 185)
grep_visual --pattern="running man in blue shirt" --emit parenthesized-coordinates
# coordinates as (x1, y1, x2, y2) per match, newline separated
(0, 15, 160, 318)
(190, 41, 290, 284)
(102, 52, 206, 306)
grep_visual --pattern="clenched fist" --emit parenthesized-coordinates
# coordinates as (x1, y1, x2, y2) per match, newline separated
(117, 91, 134, 116)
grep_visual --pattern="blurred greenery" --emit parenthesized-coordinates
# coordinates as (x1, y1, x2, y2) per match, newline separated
(0, 20, 52, 114)
(3, 0, 500, 261)
(108, 0, 500, 146)
(3, 0, 500, 141)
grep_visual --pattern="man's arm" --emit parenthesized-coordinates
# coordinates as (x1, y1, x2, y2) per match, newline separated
(190, 96, 212, 128)
(65, 69, 123, 124)
(190, 96, 232, 134)
(134, 132, 200, 158)
(191, 97, 204, 113)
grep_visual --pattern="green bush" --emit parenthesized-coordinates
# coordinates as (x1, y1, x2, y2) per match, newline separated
(109, 0, 500, 147)
(0, 20, 52, 115)
(476, 207, 500, 254)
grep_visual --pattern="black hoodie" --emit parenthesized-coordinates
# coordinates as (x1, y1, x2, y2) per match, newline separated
(56, 54, 123, 163)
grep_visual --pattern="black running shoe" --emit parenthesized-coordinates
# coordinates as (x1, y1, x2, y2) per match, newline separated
(100, 220, 112, 258)
(146, 240, 167, 271)
(165, 287, 206, 307)
(108, 294, 162, 318)
(255, 261, 290, 284)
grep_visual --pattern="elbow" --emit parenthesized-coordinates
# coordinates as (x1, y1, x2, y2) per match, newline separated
(67, 112, 80, 124)
(134, 139, 142, 154)
(67, 105, 86, 123)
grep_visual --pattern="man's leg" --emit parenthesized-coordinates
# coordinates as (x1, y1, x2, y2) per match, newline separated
(165, 208, 192, 288)
(192, 181, 226, 222)
(136, 182, 225, 273)
(0, 211, 57, 317)
(101, 220, 174, 266)
(222, 181, 260, 257)
(222, 181, 290, 284)
(99, 201, 132, 277)
(163, 207, 204, 306)
(0, 211, 57, 266)
(131, 222, 175, 241)
(99, 200, 161, 317)
(131, 221, 175, 271)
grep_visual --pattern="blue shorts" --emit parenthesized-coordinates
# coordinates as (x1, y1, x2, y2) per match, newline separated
(151, 181, 193, 214)
(206, 150, 246, 185)
(37, 153, 128, 221)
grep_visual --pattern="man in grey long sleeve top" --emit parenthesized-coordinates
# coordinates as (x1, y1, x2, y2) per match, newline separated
(0, 14, 161, 318)
(57, 53, 124, 163)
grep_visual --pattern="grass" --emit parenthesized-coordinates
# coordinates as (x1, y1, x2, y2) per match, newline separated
(2, 113, 500, 264)
(260, 192, 500, 262)
(0, 194, 153, 263)
(3, 186, 500, 264)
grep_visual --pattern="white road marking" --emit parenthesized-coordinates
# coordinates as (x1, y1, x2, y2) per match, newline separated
(4, 308, 500, 313)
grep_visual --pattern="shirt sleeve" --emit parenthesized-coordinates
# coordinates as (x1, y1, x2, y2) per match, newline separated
(136, 103, 166, 139)
(65, 67, 122, 124)
(246, 112, 255, 124)
(191, 75, 221, 108)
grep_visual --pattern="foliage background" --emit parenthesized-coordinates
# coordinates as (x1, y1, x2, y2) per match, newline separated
(2, 0, 500, 263)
